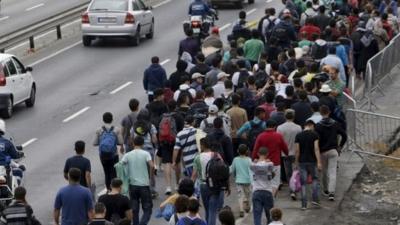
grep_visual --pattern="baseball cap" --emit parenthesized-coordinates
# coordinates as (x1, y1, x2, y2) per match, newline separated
(208, 104, 218, 113)
(192, 73, 205, 79)
(217, 72, 229, 80)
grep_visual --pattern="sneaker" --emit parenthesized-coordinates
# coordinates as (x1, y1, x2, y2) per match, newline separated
(311, 201, 321, 207)
(328, 193, 335, 201)
(290, 192, 297, 201)
(322, 190, 329, 197)
(165, 187, 172, 196)
(239, 211, 244, 217)
(301, 206, 307, 210)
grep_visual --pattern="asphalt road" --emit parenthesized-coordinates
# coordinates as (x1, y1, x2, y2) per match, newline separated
(0, 0, 89, 36)
(3, 0, 282, 224)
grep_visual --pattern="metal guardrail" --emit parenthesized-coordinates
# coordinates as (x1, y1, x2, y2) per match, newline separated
(0, 1, 90, 53)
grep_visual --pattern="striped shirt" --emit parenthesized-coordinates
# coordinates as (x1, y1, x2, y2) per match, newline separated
(174, 127, 198, 169)
(0, 201, 33, 225)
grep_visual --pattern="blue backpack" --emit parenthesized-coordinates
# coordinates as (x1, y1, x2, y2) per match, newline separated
(99, 126, 117, 156)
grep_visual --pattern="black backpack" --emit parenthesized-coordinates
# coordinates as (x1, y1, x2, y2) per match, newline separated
(237, 70, 249, 90)
(311, 42, 328, 60)
(264, 18, 277, 40)
(205, 153, 230, 191)
(192, 107, 208, 128)
(248, 121, 265, 153)
(271, 24, 288, 42)
(221, 93, 233, 112)
(203, 119, 215, 134)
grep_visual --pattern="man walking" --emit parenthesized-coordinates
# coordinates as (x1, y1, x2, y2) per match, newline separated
(94, 112, 123, 191)
(63, 140, 91, 188)
(1, 187, 40, 224)
(54, 168, 94, 225)
(121, 98, 140, 151)
(143, 56, 167, 102)
(295, 120, 322, 209)
(315, 106, 347, 201)
(121, 136, 154, 225)
(98, 178, 132, 223)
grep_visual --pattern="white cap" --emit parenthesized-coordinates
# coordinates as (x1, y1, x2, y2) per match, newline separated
(319, 84, 332, 93)
(192, 73, 205, 79)
(217, 72, 229, 80)
(208, 104, 218, 113)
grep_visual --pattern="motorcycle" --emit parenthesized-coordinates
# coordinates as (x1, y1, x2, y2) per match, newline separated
(183, 10, 218, 41)
(0, 134, 25, 207)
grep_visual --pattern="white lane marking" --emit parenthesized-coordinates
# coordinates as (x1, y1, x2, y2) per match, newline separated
(97, 188, 107, 197)
(153, 0, 171, 8)
(160, 59, 170, 66)
(0, 16, 10, 22)
(62, 106, 90, 123)
(110, 81, 133, 94)
(21, 138, 38, 148)
(29, 41, 82, 66)
(219, 23, 231, 32)
(246, 8, 257, 15)
(25, 3, 45, 11)
(7, 19, 81, 52)
(266, 0, 273, 2)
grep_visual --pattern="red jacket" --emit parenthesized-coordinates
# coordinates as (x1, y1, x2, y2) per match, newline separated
(252, 129, 289, 166)
(258, 103, 276, 120)
(299, 25, 321, 41)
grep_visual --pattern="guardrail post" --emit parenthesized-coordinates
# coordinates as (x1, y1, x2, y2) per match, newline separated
(29, 36, 35, 50)
(56, 25, 62, 39)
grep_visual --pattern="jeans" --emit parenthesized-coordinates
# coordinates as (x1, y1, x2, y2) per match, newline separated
(100, 154, 118, 190)
(299, 163, 320, 207)
(200, 183, 224, 225)
(321, 149, 339, 193)
(283, 155, 295, 189)
(252, 190, 274, 225)
(129, 185, 153, 225)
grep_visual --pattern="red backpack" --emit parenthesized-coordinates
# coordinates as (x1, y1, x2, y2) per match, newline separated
(158, 113, 177, 144)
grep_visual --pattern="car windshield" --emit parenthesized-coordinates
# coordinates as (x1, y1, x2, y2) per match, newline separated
(90, 0, 128, 11)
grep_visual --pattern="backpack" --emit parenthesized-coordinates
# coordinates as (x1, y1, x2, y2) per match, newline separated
(99, 126, 118, 157)
(311, 42, 328, 60)
(133, 120, 151, 137)
(158, 113, 177, 144)
(180, 217, 205, 225)
(203, 119, 215, 134)
(271, 24, 288, 42)
(205, 153, 230, 191)
(264, 18, 277, 40)
(221, 93, 233, 112)
(192, 107, 208, 128)
(247, 121, 265, 153)
(237, 70, 249, 90)
(179, 89, 194, 104)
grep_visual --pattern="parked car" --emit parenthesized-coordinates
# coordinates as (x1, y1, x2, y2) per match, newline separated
(0, 54, 36, 118)
(81, 0, 154, 46)
(210, 0, 254, 8)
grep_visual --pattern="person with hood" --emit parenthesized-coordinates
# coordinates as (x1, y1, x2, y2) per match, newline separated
(179, 29, 201, 60)
(315, 105, 347, 201)
(181, 52, 195, 73)
(173, 76, 196, 101)
(190, 53, 211, 78)
(207, 117, 234, 165)
(143, 56, 167, 102)
(169, 60, 189, 92)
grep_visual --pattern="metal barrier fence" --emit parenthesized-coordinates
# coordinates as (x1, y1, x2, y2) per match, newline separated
(362, 33, 400, 110)
(345, 108, 400, 160)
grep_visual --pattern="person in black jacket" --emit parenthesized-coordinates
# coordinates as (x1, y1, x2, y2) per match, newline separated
(169, 60, 189, 92)
(207, 117, 234, 165)
(315, 105, 347, 202)
(143, 56, 167, 102)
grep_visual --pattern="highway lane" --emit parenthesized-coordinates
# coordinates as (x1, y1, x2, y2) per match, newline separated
(3, 0, 280, 223)
(0, 0, 88, 36)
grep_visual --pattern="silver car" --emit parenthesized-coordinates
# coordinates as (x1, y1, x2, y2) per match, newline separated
(81, 0, 154, 46)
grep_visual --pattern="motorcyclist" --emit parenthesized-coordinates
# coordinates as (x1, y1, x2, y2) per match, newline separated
(188, 0, 210, 17)
(0, 120, 23, 167)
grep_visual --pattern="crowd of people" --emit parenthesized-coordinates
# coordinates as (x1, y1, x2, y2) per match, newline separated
(0, 0, 397, 224)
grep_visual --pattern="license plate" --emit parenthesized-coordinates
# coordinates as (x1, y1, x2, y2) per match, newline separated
(98, 17, 117, 23)
(193, 28, 200, 33)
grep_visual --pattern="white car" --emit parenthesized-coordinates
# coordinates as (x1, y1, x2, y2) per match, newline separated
(81, 0, 154, 46)
(0, 54, 36, 118)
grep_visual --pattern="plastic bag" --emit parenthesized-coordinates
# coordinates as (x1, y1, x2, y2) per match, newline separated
(289, 170, 301, 193)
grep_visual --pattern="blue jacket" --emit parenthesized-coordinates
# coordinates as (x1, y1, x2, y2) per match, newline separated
(188, 0, 209, 16)
(0, 136, 19, 166)
(143, 64, 167, 93)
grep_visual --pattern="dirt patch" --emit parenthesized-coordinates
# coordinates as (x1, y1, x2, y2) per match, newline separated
(325, 158, 400, 225)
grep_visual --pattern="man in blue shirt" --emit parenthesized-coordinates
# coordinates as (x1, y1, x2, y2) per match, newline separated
(54, 168, 94, 225)
(0, 120, 23, 166)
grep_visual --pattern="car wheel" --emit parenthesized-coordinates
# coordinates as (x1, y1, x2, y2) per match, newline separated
(1, 97, 13, 118)
(130, 26, 141, 46)
(248, 0, 254, 4)
(236, 0, 243, 8)
(146, 21, 154, 39)
(25, 86, 36, 107)
(82, 36, 92, 47)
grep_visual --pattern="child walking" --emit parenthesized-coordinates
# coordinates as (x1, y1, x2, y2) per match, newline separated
(230, 144, 252, 217)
